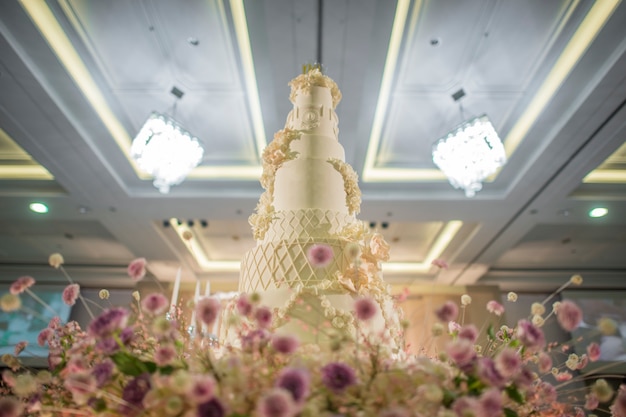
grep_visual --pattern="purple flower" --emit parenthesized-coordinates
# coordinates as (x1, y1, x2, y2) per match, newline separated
(196, 297, 221, 327)
(494, 347, 521, 379)
(92, 360, 114, 387)
(154, 345, 177, 366)
(476, 357, 505, 388)
(127, 257, 147, 282)
(241, 329, 270, 352)
(255, 306, 273, 328)
(122, 373, 151, 408)
(197, 398, 225, 417)
(276, 368, 310, 404)
(256, 388, 296, 417)
(62, 283, 80, 306)
(271, 334, 300, 354)
(10, 276, 35, 295)
(141, 293, 169, 315)
(458, 324, 479, 343)
(354, 297, 378, 321)
(611, 385, 626, 417)
(480, 388, 503, 416)
(486, 300, 505, 316)
(516, 319, 545, 352)
(88, 307, 130, 338)
(446, 339, 476, 367)
(556, 300, 583, 331)
(307, 244, 333, 268)
(321, 362, 357, 393)
(435, 300, 459, 322)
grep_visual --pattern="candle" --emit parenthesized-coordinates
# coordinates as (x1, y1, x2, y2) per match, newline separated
(189, 280, 200, 333)
(170, 267, 182, 315)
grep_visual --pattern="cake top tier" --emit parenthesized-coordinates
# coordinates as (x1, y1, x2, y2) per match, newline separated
(289, 69, 342, 109)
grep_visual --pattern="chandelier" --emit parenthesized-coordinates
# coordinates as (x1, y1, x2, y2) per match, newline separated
(131, 111, 204, 194)
(432, 114, 506, 197)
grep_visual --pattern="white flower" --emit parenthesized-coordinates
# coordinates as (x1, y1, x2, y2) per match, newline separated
(48, 253, 64, 269)
(532, 314, 545, 327)
(99, 289, 110, 300)
(461, 294, 472, 306)
(507, 292, 518, 302)
(531, 302, 546, 316)
(570, 274, 583, 285)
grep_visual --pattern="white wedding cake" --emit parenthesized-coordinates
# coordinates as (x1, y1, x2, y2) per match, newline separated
(229, 68, 403, 347)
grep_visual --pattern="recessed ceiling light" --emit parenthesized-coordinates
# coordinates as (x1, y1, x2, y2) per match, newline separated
(589, 207, 608, 218)
(29, 202, 48, 213)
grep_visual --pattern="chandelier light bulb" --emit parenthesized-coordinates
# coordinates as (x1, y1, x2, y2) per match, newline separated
(432, 114, 506, 197)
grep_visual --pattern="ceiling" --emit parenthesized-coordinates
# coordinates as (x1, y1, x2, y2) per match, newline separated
(0, 0, 625, 294)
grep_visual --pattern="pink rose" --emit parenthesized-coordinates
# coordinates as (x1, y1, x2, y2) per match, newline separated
(127, 257, 147, 282)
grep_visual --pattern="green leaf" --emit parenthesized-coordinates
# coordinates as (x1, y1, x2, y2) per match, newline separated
(487, 324, 495, 340)
(111, 352, 156, 376)
(504, 407, 519, 417)
(505, 385, 524, 404)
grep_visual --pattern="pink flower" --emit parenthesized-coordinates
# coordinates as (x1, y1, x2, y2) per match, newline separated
(13, 341, 28, 356)
(555, 371, 572, 381)
(127, 257, 147, 282)
(276, 368, 310, 404)
(37, 328, 52, 347)
(271, 334, 300, 354)
(480, 388, 503, 417)
(256, 388, 296, 417)
(431, 258, 448, 269)
(435, 300, 459, 322)
(255, 306, 273, 328)
(196, 297, 221, 327)
(486, 300, 505, 316)
(306, 244, 333, 268)
(141, 293, 169, 315)
(494, 347, 521, 379)
(587, 342, 601, 362)
(188, 374, 216, 404)
(10, 276, 35, 295)
(585, 393, 599, 410)
(556, 300, 582, 331)
(154, 345, 177, 366)
(476, 357, 506, 388)
(236, 294, 253, 316)
(448, 321, 461, 334)
(354, 297, 378, 321)
(446, 338, 476, 367)
(452, 397, 483, 417)
(516, 319, 545, 352)
(0, 397, 23, 417)
(62, 283, 80, 306)
(458, 324, 479, 343)
(611, 385, 626, 417)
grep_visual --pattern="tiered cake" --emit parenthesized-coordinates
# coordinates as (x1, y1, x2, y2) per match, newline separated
(233, 69, 403, 346)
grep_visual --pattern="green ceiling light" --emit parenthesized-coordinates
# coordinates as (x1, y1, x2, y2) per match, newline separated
(589, 207, 608, 218)
(29, 202, 49, 213)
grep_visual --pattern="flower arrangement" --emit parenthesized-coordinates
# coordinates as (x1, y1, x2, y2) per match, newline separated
(1, 252, 626, 417)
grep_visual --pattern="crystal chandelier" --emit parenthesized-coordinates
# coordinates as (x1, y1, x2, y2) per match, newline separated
(131, 111, 204, 194)
(432, 114, 506, 197)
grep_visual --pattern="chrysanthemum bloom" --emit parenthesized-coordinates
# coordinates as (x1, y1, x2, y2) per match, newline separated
(195, 297, 221, 327)
(476, 357, 506, 388)
(452, 397, 482, 417)
(307, 244, 333, 267)
(62, 283, 80, 306)
(48, 253, 64, 269)
(271, 334, 300, 354)
(435, 300, 459, 322)
(276, 368, 310, 404)
(458, 324, 479, 343)
(480, 388, 503, 416)
(10, 276, 35, 295)
(516, 319, 546, 352)
(354, 297, 378, 321)
(556, 300, 582, 331)
(494, 347, 521, 378)
(486, 300, 504, 316)
(88, 307, 130, 337)
(127, 257, 147, 281)
(0, 293, 21, 312)
(507, 292, 518, 302)
(587, 342, 601, 362)
(188, 374, 216, 404)
(255, 306, 273, 328)
(256, 388, 296, 417)
(446, 339, 476, 367)
(236, 293, 253, 316)
(122, 373, 151, 411)
(99, 289, 110, 300)
(0, 397, 23, 417)
(197, 398, 225, 417)
(461, 294, 472, 306)
(321, 362, 357, 392)
(531, 302, 546, 316)
(141, 293, 169, 315)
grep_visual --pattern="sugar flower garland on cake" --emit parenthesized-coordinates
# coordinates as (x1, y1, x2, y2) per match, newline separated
(288, 68, 342, 109)
(327, 157, 362, 215)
